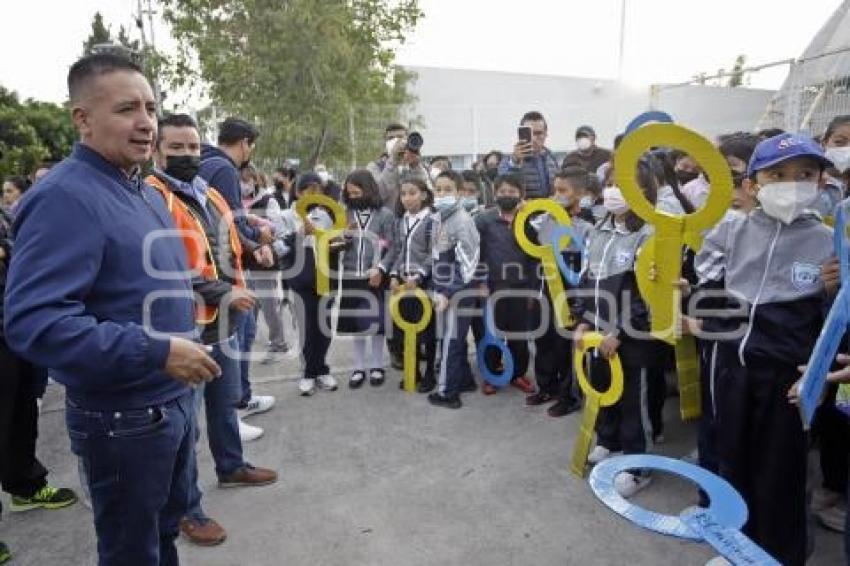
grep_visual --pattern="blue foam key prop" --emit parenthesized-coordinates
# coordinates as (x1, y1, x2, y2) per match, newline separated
(797, 203, 850, 428)
(475, 300, 514, 387)
(624, 110, 674, 135)
(589, 455, 778, 565)
(549, 224, 586, 287)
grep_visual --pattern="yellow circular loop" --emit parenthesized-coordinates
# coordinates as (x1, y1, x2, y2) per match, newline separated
(389, 288, 432, 333)
(613, 123, 732, 233)
(513, 199, 573, 258)
(574, 332, 624, 407)
(294, 193, 347, 230)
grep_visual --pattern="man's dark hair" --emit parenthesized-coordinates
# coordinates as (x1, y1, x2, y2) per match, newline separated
(343, 169, 382, 209)
(5, 175, 31, 194)
(757, 127, 785, 141)
(494, 173, 525, 196)
(483, 150, 503, 165)
(385, 122, 407, 135)
(825, 115, 850, 143)
(68, 53, 144, 103)
(436, 169, 464, 190)
(157, 113, 198, 146)
(218, 117, 259, 146)
(718, 132, 760, 166)
(520, 111, 547, 129)
(461, 170, 481, 186)
(555, 165, 590, 185)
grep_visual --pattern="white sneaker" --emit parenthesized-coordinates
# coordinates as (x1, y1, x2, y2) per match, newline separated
(316, 374, 338, 391)
(614, 471, 652, 498)
(587, 446, 612, 465)
(705, 557, 732, 566)
(239, 395, 276, 419)
(299, 378, 316, 396)
(238, 420, 264, 442)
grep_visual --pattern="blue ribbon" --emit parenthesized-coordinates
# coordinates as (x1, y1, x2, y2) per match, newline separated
(624, 111, 674, 135)
(798, 202, 850, 428)
(476, 300, 514, 387)
(589, 454, 778, 565)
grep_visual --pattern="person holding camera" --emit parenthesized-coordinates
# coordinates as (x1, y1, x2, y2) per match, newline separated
(376, 127, 432, 210)
(498, 111, 559, 200)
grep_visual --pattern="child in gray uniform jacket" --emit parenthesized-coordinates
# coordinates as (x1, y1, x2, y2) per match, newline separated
(337, 170, 396, 388)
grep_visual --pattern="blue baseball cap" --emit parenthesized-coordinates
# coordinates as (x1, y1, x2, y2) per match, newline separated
(747, 133, 833, 177)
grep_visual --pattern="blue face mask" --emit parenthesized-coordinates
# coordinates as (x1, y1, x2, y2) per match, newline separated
(460, 196, 478, 212)
(434, 195, 457, 211)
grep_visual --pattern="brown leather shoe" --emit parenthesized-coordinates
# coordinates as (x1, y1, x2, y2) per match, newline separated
(218, 464, 278, 488)
(179, 517, 227, 546)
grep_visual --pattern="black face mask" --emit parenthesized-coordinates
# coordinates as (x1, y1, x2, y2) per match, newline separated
(676, 170, 699, 186)
(486, 167, 498, 181)
(274, 180, 286, 192)
(347, 197, 369, 210)
(496, 196, 521, 212)
(165, 155, 201, 183)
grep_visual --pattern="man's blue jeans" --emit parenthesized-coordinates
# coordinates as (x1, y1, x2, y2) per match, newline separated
(235, 309, 257, 407)
(186, 334, 245, 521)
(65, 392, 194, 566)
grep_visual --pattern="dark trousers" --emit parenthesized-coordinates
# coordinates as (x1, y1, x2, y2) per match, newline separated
(697, 340, 720, 475)
(646, 343, 672, 438)
(813, 384, 850, 494)
(235, 308, 257, 406)
(533, 304, 575, 399)
(65, 392, 194, 566)
(294, 287, 332, 379)
(590, 355, 649, 455)
(438, 294, 477, 397)
(485, 294, 529, 380)
(0, 338, 48, 499)
(714, 345, 807, 566)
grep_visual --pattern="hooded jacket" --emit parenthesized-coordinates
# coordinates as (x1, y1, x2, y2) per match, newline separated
(199, 144, 260, 246)
(430, 204, 480, 298)
(340, 206, 396, 278)
(498, 149, 559, 200)
(3, 144, 195, 410)
(694, 207, 833, 366)
(381, 208, 435, 284)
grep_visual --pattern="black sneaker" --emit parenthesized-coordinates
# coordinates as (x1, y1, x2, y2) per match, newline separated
(349, 370, 366, 389)
(547, 397, 582, 418)
(0, 542, 10, 565)
(369, 368, 385, 387)
(428, 392, 462, 409)
(526, 392, 554, 406)
(390, 351, 404, 370)
(417, 379, 436, 394)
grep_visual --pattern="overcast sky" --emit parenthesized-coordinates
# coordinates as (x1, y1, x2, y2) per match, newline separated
(0, 0, 843, 104)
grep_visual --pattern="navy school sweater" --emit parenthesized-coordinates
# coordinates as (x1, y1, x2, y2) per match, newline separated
(3, 143, 195, 410)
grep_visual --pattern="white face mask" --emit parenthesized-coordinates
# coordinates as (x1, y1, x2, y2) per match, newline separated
(434, 195, 457, 211)
(603, 186, 629, 215)
(756, 181, 818, 224)
(825, 146, 850, 174)
(316, 170, 330, 185)
(385, 137, 401, 156)
(577, 137, 593, 151)
(579, 195, 594, 209)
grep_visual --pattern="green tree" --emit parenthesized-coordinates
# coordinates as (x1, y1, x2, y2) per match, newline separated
(0, 86, 76, 178)
(160, 0, 422, 169)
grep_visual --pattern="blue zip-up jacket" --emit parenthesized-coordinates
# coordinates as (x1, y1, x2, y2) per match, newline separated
(3, 144, 195, 411)
(199, 144, 261, 244)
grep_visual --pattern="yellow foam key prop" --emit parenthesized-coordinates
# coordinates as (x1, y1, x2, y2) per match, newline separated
(294, 194, 347, 296)
(389, 288, 433, 393)
(514, 199, 574, 328)
(571, 332, 624, 477)
(615, 123, 732, 344)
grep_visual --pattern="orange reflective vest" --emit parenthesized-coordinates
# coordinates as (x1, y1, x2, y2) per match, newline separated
(146, 174, 245, 325)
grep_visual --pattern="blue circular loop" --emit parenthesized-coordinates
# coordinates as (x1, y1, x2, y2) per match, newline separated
(624, 111, 674, 135)
(588, 454, 748, 541)
(549, 224, 585, 287)
(476, 303, 514, 387)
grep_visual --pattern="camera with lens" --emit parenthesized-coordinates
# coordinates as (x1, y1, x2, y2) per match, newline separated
(406, 131, 424, 154)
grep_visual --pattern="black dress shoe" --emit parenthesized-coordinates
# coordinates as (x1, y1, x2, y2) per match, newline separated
(349, 371, 366, 389)
(369, 369, 385, 387)
(428, 392, 462, 409)
(417, 379, 436, 393)
(547, 397, 582, 417)
(526, 392, 554, 406)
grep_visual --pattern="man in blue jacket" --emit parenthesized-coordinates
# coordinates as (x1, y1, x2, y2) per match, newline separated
(4, 53, 221, 566)
(199, 117, 276, 421)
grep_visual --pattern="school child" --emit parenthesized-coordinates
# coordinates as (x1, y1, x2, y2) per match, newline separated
(572, 176, 657, 498)
(274, 173, 343, 396)
(528, 169, 593, 417)
(688, 133, 836, 565)
(718, 132, 761, 216)
(381, 178, 438, 393)
(474, 173, 536, 396)
(460, 170, 487, 216)
(427, 170, 481, 409)
(337, 170, 396, 388)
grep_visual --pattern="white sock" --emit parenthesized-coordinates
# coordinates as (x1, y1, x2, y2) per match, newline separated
(369, 334, 385, 370)
(352, 337, 367, 371)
